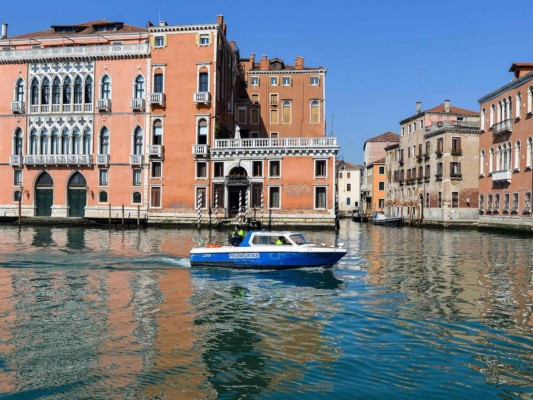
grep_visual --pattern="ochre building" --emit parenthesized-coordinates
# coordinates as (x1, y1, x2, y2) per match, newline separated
(0, 16, 339, 226)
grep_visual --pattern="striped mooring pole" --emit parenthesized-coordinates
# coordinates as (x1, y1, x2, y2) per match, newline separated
(214, 189, 219, 226)
(238, 190, 243, 223)
(260, 188, 264, 224)
(244, 189, 248, 222)
(197, 191, 202, 229)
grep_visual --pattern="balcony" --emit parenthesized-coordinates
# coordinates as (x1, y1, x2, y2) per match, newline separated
(23, 154, 92, 166)
(435, 148, 443, 157)
(149, 93, 165, 107)
(450, 173, 462, 180)
(491, 169, 512, 182)
(97, 98, 111, 112)
(96, 154, 110, 166)
(131, 98, 145, 112)
(10, 155, 22, 166)
(130, 154, 143, 165)
(192, 144, 209, 157)
(450, 148, 463, 156)
(423, 152, 430, 160)
(492, 119, 513, 135)
(11, 101, 25, 114)
(148, 145, 164, 158)
(0, 43, 150, 63)
(435, 173, 443, 181)
(416, 154, 423, 162)
(194, 92, 211, 105)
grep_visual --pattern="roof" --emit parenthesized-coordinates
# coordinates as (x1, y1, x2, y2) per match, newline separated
(367, 157, 386, 168)
(9, 20, 147, 39)
(509, 62, 533, 72)
(424, 104, 478, 116)
(365, 132, 400, 143)
(336, 160, 363, 170)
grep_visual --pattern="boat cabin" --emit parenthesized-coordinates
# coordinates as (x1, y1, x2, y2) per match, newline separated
(238, 232, 313, 247)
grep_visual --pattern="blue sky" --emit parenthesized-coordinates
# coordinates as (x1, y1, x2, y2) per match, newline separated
(3, 0, 532, 164)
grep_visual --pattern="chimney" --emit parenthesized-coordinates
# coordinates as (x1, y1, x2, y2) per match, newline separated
(249, 53, 255, 68)
(260, 55, 270, 71)
(416, 101, 421, 114)
(217, 15, 224, 26)
(158, 21, 167, 27)
(444, 99, 451, 113)
(1, 23, 7, 40)
(295, 56, 304, 70)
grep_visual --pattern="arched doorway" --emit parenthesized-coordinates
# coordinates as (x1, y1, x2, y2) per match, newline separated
(226, 166, 248, 217)
(68, 172, 87, 217)
(35, 172, 53, 217)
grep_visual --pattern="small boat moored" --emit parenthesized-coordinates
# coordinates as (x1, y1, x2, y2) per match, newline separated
(372, 212, 403, 227)
(190, 231, 347, 269)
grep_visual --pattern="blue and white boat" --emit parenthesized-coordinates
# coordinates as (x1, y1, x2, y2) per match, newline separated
(190, 231, 347, 269)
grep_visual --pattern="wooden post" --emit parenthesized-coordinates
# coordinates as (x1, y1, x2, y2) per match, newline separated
(137, 205, 140, 227)
(122, 204, 125, 227)
(108, 204, 111, 225)
(18, 193, 21, 227)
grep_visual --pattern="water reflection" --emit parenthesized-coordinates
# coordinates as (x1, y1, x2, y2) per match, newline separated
(0, 222, 530, 399)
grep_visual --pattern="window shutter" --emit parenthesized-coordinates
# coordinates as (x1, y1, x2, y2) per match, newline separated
(196, 34, 200, 46)
(209, 32, 213, 45)
(163, 35, 167, 47)
(151, 36, 156, 47)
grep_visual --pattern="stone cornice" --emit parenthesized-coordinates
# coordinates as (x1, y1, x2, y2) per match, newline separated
(149, 24, 218, 33)
(478, 70, 533, 104)
(423, 127, 480, 139)
(246, 69, 326, 75)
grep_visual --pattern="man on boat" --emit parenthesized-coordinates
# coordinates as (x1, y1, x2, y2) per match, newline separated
(231, 224, 245, 246)
(275, 236, 288, 245)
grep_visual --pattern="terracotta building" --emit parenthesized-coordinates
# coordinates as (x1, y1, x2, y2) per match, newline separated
(477, 63, 533, 231)
(385, 101, 480, 224)
(0, 16, 339, 226)
(361, 132, 400, 215)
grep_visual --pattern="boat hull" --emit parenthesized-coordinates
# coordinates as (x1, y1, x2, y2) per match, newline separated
(372, 217, 403, 226)
(190, 248, 347, 269)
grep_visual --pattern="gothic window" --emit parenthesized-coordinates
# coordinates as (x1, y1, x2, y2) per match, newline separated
(197, 118, 207, 145)
(84, 76, 93, 103)
(52, 77, 61, 104)
(74, 76, 83, 104)
(152, 119, 162, 145)
(133, 127, 143, 155)
(63, 76, 72, 104)
(15, 78, 24, 102)
(101, 75, 111, 99)
(41, 77, 50, 105)
(14, 128, 23, 155)
(100, 127, 109, 154)
(134, 75, 144, 99)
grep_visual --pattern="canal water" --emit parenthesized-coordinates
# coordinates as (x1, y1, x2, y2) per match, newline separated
(0, 220, 531, 399)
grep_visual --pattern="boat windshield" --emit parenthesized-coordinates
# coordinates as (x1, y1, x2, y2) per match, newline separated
(289, 234, 311, 245)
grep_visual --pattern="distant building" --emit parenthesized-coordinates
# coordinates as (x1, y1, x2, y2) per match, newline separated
(366, 157, 386, 215)
(362, 132, 400, 215)
(386, 100, 480, 223)
(477, 63, 533, 231)
(336, 160, 363, 217)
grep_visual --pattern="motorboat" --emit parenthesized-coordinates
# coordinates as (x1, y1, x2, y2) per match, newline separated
(372, 212, 403, 227)
(190, 231, 347, 269)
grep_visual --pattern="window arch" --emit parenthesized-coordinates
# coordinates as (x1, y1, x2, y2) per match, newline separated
(83, 128, 91, 154)
(13, 128, 23, 156)
(132, 191, 142, 204)
(152, 119, 163, 145)
(52, 77, 61, 105)
(134, 75, 145, 99)
(133, 127, 143, 155)
(51, 128, 60, 155)
(528, 86, 533, 114)
(489, 147, 494, 173)
(100, 127, 110, 154)
(481, 108, 486, 130)
(84, 76, 93, 103)
(527, 137, 532, 169)
(516, 92, 522, 119)
(41, 77, 50, 105)
(282, 100, 291, 124)
(479, 150, 485, 176)
(101, 75, 111, 99)
(74, 76, 83, 104)
(197, 118, 207, 145)
(15, 78, 24, 102)
(29, 129, 38, 155)
(36, 172, 53, 187)
(68, 172, 87, 188)
(310, 100, 320, 123)
(489, 104, 495, 127)
(31, 78, 39, 105)
(73, 128, 82, 154)
(63, 76, 72, 104)
(514, 141, 521, 170)
(40, 129, 49, 155)
(99, 191, 108, 203)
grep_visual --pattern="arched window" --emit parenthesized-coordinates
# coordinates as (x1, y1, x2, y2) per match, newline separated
(152, 119, 162, 145)
(132, 191, 142, 204)
(197, 119, 207, 145)
(481, 108, 486, 131)
(310, 100, 320, 123)
(15, 78, 24, 102)
(13, 190, 22, 202)
(69, 172, 87, 187)
(101, 75, 111, 99)
(489, 104, 495, 127)
(516, 92, 522, 119)
(74, 76, 83, 104)
(479, 150, 485, 176)
(83, 128, 91, 154)
(63, 76, 72, 104)
(133, 127, 143, 155)
(30, 129, 38, 155)
(489, 148, 494, 173)
(31, 78, 39, 105)
(14, 128, 23, 155)
(40, 129, 49, 155)
(134, 75, 144, 99)
(41, 78, 50, 105)
(84, 76, 93, 103)
(528, 86, 533, 114)
(52, 77, 61, 105)
(99, 191, 108, 203)
(36, 172, 53, 187)
(100, 127, 109, 154)
(51, 128, 60, 155)
(527, 137, 532, 168)
(199, 71, 208, 92)
(73, 128, 82, 154)
(514, 141, 521, 170)
(62, 129, 70, 155)
(282, 100, 291, 124)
